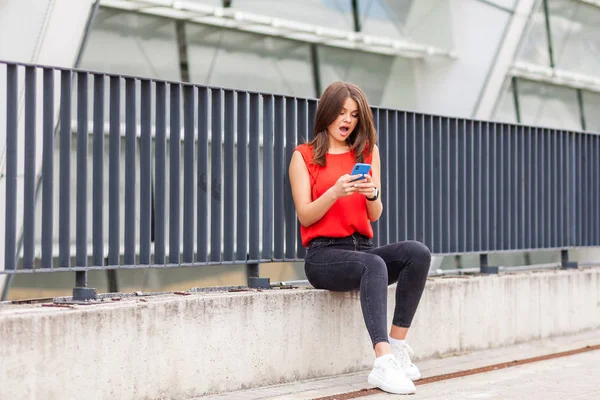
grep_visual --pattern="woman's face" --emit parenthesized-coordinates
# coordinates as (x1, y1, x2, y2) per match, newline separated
(327, 97, 359, 147)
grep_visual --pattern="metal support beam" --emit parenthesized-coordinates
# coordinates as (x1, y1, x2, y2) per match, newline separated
(542, 0, 555, 68)
(577, 89, 587, 131)
(512, 76, 522, 123)
(310, 43, 322, 97)
(351, 0, 361, 32)
(176, 20, 190, 82)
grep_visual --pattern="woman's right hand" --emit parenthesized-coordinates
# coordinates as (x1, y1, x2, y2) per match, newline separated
(329, 174, 364, 199)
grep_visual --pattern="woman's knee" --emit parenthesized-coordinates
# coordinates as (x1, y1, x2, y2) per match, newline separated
(403, 240, 431, 268)
(362, 254, 388, 280)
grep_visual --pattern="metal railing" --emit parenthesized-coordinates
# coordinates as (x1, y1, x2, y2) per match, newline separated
(1, 60, 598, 299)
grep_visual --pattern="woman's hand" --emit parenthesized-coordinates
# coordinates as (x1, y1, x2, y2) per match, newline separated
(351, 174, 377, 199)
(329, 175, 360, 199)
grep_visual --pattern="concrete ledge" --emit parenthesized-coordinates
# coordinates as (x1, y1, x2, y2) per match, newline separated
(1, 268, 599, 400)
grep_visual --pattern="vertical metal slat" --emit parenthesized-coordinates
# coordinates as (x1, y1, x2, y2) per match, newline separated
(535, 128, 541, 249)
(273, 96, 285, 259)
(197, 87, 208, 262)
(464, 120, 473, 252)
(503, 125, 510, 251)
(525, 127, 532, 250)
(223, 90, 235, 261)
(23, 66, 36, 269)
(170, 83, 181, 264)
(5, 65, 18, 271)
(236, 92, 248, 261)
(76, 72, 88, 267)
(92, 74, 104, 267)
(124, 78, 136, 265)
(155, 82, 167, 264)
(449, 119, 458, 252)
(183, 85, 195, 263)
(261, 95, 274, 260)
(108, 76, 120, 266)
(473, 121, 482, 252)
(388, 110, 398, 245)
(210, 88, 222, 262)
(379, 109, 389, 246)
(42, 68, 54, 269)
(482, 122, 490, 252)
(432, 116, 442, 253)
(493, 124, 501, 250)
(249, 93, 261, 260)
(398, 112, 407, 243)
(139, 80, 152, 265)
(406, 112, 416, 242)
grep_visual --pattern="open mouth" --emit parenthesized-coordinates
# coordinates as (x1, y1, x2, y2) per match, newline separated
(339, 126, 350, 136)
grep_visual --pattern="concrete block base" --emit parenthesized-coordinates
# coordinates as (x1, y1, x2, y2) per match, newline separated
(1, 268, 599, 399)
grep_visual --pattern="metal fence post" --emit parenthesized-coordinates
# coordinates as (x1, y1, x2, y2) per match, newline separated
(560, 249, 578, 269)
(480, 253, 498, 274)
(247, 261, 270, 288)
(73, 271, 96, 301)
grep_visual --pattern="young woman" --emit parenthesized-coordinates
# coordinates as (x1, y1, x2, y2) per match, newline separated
(288, 82, 431, 395)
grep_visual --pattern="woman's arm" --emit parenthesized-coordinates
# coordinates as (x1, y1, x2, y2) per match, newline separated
(366, 146, 383, 221)
(354, 145, 383, 222)
(289, 150, 355, 227)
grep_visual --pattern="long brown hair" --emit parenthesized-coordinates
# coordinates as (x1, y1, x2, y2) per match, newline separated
(309, 82, 377, 166)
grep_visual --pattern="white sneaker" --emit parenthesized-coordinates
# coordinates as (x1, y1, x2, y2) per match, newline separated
(391, 342, 421, 381)
(367, 354, 416, 395)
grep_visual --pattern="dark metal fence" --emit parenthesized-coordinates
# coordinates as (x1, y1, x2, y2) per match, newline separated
(1, 61, 598, 298)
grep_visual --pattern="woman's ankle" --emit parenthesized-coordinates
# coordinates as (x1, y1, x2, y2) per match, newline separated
(374, 341, 392, 358)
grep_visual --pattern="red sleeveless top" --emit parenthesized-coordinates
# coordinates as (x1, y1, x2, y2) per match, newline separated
(294, 143, 374, 247)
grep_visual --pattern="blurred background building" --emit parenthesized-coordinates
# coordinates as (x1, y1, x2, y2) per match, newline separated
(1, 0, 599, 299)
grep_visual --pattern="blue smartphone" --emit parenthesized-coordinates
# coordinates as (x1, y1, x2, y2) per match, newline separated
(349, 163, 371, 182)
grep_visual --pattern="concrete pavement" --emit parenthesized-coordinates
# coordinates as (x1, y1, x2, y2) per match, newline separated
(196, 329, 600, 399)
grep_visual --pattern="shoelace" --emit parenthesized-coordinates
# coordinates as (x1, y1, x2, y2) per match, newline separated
(396, 344, 415, 366)
(385, 355, 403, 370)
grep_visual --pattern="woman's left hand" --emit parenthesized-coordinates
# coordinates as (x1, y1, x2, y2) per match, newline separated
(351, 174, 377, 199)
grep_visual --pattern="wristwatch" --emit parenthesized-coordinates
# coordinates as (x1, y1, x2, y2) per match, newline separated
(367, 187, 379, 201)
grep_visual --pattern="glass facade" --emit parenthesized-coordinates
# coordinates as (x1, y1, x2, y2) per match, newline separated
(491, 79, 518, 124)
(317, 44, 416, 108)
(232, 0, 354, 31)
(80, 8, 181, 81)
(494, 0, 600, 131)
(19, 0, 600, 131)
(517, 79, 581, 130)
(582, 90, 600, 133)
(516, 3, 551, 66)
(78, 2, 456, 111)
(185, 24, 315, 97)
(547, 0, 600, 76)
(359, 0, 414, 39)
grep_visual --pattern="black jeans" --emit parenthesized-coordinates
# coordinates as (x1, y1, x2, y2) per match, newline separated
(304, 233, 431, 346)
